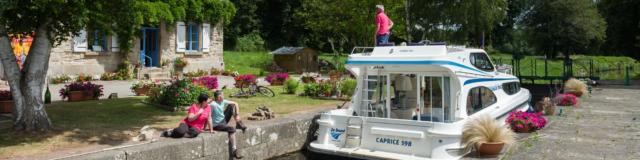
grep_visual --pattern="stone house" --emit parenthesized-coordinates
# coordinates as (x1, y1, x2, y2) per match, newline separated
(48, 21, 224, 80)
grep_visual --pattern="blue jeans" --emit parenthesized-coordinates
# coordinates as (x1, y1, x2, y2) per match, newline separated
(376, 33, 390, 45)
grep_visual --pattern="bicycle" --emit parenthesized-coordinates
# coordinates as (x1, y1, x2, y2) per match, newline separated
(233, 82, 275, 97)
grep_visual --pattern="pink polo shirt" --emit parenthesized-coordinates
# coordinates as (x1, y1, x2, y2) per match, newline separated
(181, 104, 211, 131)
(375, 12, 391, 35)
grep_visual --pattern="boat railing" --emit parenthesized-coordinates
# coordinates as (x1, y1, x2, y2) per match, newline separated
(350, 47, 375, 56)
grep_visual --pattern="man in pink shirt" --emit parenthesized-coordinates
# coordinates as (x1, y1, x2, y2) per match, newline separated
(375, 5, 394, 46)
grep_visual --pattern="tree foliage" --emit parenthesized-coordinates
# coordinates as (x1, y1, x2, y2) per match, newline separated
(0, 0, 235, 131)
(524, 0, 606, 58)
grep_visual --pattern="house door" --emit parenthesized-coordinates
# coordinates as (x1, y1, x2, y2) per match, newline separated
(140, 28, 159, 67)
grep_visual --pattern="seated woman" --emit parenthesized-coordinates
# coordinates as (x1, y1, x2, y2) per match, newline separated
(161, 93, 213, 138)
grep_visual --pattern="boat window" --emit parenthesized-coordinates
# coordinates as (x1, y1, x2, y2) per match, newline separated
(470, 52, 494, 72)
(466, 86, 497, 115)
(389, 74, 417, 120)
(417, 76, 452, 122)
(362, 75, 388, 118)
(502, 82, 521, 95)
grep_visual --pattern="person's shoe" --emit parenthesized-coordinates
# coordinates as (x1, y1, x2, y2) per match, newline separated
(236, 121, 247, 133)
(161, 130, 172, 137)
(232, 149, 244, 159)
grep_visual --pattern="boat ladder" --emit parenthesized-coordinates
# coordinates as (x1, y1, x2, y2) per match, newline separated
(343, 117, 363, 148)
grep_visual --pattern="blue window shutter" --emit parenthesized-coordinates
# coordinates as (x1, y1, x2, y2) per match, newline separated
(194, 24, 199, 51)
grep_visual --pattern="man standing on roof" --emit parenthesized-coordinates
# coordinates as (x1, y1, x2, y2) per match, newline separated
(375, 5, 394, 46)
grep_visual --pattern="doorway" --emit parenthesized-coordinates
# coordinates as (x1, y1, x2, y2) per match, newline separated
(140, 28, 159, 67)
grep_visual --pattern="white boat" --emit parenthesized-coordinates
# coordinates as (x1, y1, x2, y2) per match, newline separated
(308, 44, 531, 160)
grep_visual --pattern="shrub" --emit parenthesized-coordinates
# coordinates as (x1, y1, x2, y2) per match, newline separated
(59, 82, 104, 99)
(130, 80, 159, 92)
(100, 72, 117, 81)
(265, 72, 289, 85)
(0, 90, 12, 101)
(115, 63, 133, 80)
(318, 81, 333, 96)
(283, 79, 299, 94)
(506, 111, 547, 132)
(75, 74, 92, 82)
(155, 79, 209, 109)
(461, 114, 516, 153)
(192, 76, 219, 90)
(339, 78, 357, 98)
(50, 75, 71, 84)
(184, 70, 208, 78)
(303, 83, 320, 97)
(210, 68, 222, 75)
(234, 32, 265, 52)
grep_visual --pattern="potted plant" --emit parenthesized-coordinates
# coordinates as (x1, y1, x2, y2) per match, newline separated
(462, 114, 516, 157)
(318, 80, 333, 97)
(328, 70, 342, 80)
(265, 72, 289, 86)
(233, 74, 256, 88)
(174, 57, 188, 68)
(506, 111, 547, 133)
(301, 72, 320, 83)
(0, 90, 13, 113)
(59, 82, 104, 101)
(564, 78, 587, 97)
(131, 80, 153, 96)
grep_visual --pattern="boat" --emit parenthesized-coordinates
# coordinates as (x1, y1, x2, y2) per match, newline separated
(308, 43, 531, 160)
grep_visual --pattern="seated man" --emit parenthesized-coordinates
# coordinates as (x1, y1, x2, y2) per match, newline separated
(210, 90, 247, 159)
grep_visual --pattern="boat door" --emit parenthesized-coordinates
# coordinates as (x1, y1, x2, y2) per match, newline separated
(140, 28, 160, 67)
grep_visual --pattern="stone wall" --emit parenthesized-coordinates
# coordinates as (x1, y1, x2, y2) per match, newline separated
(58, 113, 320, 160)
(48, 22, 224, 77)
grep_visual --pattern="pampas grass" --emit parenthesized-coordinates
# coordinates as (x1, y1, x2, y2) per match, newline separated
(461, 114, 516, 153)
(564, 78, 587, 97)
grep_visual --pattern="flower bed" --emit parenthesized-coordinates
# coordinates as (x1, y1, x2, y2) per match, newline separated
(191, 76, 218, 90)
(59, 82, 104, 101)
(234, 74, 256, 88)
(506, 111, 547, 133)
(130, 80, 160, 96)
(265, 73, 289, 86)
(0, 90, 13, 113)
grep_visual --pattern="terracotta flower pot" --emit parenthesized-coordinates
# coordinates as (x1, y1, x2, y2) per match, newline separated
(476, 142, 505, 157)
(134, 87, 150, 96)
(0, 100, 13, 113)
(514, 126, 531, 133)
(68, 91, 85, 102)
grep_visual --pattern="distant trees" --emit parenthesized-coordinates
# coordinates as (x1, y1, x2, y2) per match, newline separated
(599, 0, 640, 59)
(524, 0, 606, 58)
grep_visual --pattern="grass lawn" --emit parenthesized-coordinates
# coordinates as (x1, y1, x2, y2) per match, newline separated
(224, 51, 272, 75)
(0, 86, 342, 159)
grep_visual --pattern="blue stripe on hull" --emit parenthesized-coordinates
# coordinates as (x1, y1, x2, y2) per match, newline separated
(346, 60, 487, 74)
(463, 78, 518, 85)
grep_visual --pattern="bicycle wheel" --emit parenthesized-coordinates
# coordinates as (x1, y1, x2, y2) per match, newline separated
(239, 83, 253, 95)
(257, 86, 275, 97)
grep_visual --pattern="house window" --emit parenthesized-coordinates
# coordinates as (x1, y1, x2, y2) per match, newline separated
(502, 82, 521, 95)
(186, 23, 199, 51)
(466, 86, 497, 115)
(88, 30, 107, 52)
(470, 52, 494, 72)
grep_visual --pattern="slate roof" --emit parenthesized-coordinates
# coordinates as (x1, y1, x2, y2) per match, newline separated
(271, 47, 304, 55)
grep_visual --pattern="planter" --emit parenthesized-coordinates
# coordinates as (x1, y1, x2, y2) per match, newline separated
(134, 87, 150, 96)
(270, 80, 284, 86)
(68, 91, 85, 102)
(544, 105, 556, 116)
(0, 100, 13, 113)
(85, 91, 98, 100)
(514, 126, 531, 133)
(476, 142, 505, 157)
(329, 73, 342, 80)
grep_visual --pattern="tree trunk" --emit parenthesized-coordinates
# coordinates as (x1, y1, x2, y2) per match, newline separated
(0, 26, 27, 128)
(0, 22, 52, 131)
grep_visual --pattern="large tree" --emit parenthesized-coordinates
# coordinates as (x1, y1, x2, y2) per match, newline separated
(459, 0, 508, 48)
(0, 0, 235, 131)
(524, 0, 606, 58)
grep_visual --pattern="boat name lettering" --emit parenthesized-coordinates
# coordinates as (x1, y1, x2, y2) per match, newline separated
(375, 137, 412, 147)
